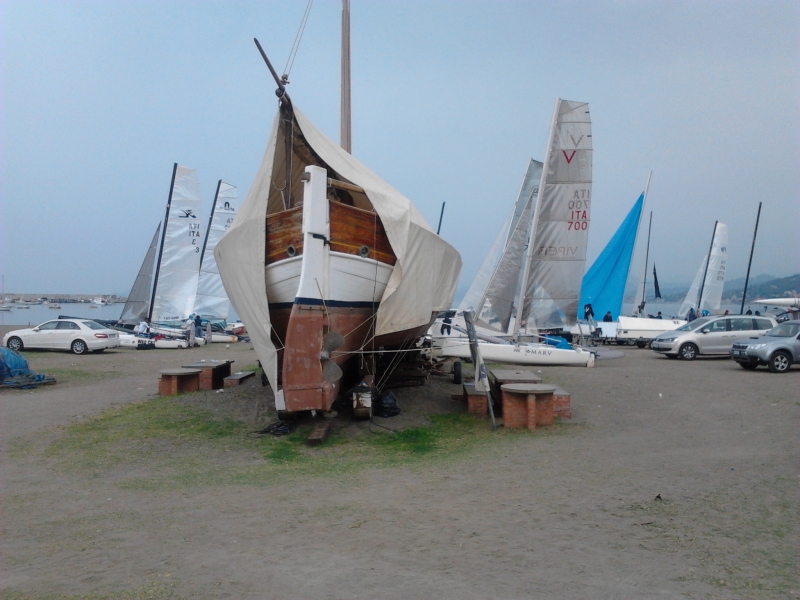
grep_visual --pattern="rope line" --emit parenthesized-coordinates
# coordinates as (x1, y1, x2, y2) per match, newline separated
(283, 0, 314, 78)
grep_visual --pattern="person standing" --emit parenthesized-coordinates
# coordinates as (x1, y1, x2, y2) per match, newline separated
(602, 311, 613, 322)
(687, 307, 697, 322)
(205, 319, 213, 342)
(185, 317, 196, 347)
(194, 315, 203, 340)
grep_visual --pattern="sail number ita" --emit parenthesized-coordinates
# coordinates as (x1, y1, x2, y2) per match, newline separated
(567, 198, 590, 230)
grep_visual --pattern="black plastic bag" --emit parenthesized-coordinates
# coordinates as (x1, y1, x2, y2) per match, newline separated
(374, 391, 401, 418)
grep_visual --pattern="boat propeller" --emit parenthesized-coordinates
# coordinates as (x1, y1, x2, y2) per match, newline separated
(320, 331, 345, 382)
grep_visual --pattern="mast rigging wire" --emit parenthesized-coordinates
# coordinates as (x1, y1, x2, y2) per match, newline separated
(284, 0, 314, 79)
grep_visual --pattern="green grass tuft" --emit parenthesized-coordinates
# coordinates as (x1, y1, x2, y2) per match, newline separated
(42, 396, 561, 489)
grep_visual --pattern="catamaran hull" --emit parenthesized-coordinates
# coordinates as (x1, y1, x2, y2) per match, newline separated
(754, 297, 800, 308)
(438, 338, 594, 367)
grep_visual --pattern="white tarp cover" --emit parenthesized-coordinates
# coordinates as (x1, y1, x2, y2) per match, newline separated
(215, 105, 462, 394)
(119, 223, 161, 324)
(151, 165, 203, 322)
(521, 100, 592, 330)
(194, 182, 237, 319)
(679, 222, 728, 316)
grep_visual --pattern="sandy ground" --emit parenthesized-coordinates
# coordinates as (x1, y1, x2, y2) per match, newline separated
(0, 324, 797, 599)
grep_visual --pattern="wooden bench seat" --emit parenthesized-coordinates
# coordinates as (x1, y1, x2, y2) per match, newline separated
(223, 371, 256, 388)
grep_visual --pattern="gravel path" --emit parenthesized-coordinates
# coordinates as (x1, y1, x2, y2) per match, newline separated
(1, 330, 797, 599)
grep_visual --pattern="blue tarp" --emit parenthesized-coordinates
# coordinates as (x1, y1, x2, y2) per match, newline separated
(0, 347, 30, 382)
(578, 193, 644, 321)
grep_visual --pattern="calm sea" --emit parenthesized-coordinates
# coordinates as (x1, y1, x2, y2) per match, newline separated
(0, 300, 768, 328)
(620, 301, 767, 319)
(0, 302, 240, 327)
(0, 303, 124, 327)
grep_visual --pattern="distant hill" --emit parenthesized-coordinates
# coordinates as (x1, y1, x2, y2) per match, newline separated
(628, 273, 799, 304)
(725, 274, 800, 303)
(724, 273, 776, 292)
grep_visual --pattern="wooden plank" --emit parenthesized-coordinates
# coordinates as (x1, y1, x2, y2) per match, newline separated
(306, 422, 332, 446)
(329, 202, 396, 265)
(265, 207, 303, 265)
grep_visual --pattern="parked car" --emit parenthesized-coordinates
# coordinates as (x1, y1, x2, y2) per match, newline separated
(3, 319, 120, 354)
(730, 320, 800, 372)
(650, 314, 776, 360)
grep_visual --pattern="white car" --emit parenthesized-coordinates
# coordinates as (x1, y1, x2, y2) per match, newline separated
(3, 319, 121, 354)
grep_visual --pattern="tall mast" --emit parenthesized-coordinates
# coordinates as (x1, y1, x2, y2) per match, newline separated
(740, 202, 762, 313)
(199, 180, 222, 269)
(639, 211, 653, 311)
(340, 0, 352, 153)
(148, 162, 178, 322)
(696, 220, 718, 312)
(637, 171, 653, 312)
(514, 98, 559, 339)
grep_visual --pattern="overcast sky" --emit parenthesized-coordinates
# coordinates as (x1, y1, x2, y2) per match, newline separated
(1, 0, 798, 297)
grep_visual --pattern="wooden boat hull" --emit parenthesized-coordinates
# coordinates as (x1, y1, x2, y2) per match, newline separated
(264, 165, 430, 412)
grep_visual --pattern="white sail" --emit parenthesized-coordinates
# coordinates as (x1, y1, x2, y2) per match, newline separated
(150, 165, 203, 323)
(518, 99, 592, 331)
(461, 160, 543, 334)
(119, 223, 161, 324)
(458, 213, 511, 313)
(194, 181, 237, 319)
(679, 222, 728, 317)
(476, 161, 544, 333)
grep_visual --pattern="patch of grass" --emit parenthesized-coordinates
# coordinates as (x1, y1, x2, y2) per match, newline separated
(42, 395, 571, 489)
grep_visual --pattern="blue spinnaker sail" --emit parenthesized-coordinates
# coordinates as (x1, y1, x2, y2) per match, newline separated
(578, 193, 644, 320)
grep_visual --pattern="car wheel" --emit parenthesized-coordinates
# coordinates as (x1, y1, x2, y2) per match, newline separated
(71, 339, 88, 355)
(636, 340, 647, 349)
(679, 343, 698, 361)
(768, 351, 791, 373)
(6, 336, 23, 352)
(738, 361, 758, 370)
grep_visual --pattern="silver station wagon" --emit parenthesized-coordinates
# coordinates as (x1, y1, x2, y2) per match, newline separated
(651, 314, 776, 360)
(730, 320, 800, 372)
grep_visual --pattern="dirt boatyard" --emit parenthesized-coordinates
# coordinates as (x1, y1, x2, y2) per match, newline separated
(0, 324, 797, 599)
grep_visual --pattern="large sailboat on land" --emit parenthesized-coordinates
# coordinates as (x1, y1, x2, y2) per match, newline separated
(215, 30, 461, 413)
(439, 99, 595, 366)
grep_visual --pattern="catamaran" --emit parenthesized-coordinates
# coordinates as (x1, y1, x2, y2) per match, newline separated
(678, 221, 728, 317)
(193, 181, 238, 322)
(113, 164, 210, 347)
(438, 99, 595, 367)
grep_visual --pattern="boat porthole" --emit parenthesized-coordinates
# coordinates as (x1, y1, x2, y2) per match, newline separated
(359, 245, 370, 257)
(287, 245, 297, 257)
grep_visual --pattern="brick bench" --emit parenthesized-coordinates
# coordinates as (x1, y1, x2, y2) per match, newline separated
(462, 383, 489, 416)
(500, 383, 557, 430)
(159, 368, 202, 396)
(553, 386, 572, 419)
(223, 371, 256, 388)
(182, 360, 234, 390)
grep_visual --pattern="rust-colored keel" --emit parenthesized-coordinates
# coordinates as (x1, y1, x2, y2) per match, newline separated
(282, 304, 339, 412)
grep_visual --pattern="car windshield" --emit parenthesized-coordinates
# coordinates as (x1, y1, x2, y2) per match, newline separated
(766, 322, 800, 337)
(674, 317, 712, 332)
(82, 320, 105, 330)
